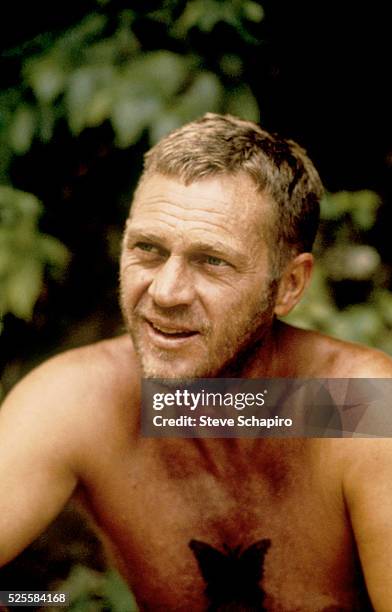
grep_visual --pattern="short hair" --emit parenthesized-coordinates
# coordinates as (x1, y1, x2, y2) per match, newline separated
(141, 113, 323, 275)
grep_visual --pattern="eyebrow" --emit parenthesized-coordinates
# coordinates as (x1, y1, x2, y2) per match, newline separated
(125, 227, 247, 264)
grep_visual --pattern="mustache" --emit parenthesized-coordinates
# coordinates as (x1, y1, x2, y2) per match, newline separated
(136, 305, 210, 333)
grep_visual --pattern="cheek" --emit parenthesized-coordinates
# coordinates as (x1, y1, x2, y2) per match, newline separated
(199, 284, 250, 330)
(120, 264, 151, 305)
(209, 278, 259, 309)
(121, 252, 151, 283)
(212, 279, 270, 325)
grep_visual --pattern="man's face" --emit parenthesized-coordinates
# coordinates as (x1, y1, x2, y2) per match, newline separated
(120, 173, 278, 379)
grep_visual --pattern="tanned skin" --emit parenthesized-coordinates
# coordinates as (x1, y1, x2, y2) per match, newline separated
(1, 174, 392, 611)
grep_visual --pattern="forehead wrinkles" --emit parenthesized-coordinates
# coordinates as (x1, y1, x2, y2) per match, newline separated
(129, 175, 274, 254)
(133, 173, 259, 212)
(132, 190, 234, 219)
(131, 190, 261, 237)
(131, 207, 238, 240)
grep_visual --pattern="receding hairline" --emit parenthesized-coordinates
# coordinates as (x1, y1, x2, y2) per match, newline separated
(132, 113, 323, 275)
(129, 169, 280, 275)
(132, 168, 276, 223)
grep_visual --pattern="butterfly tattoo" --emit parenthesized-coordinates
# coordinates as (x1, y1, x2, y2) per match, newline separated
(189, 538, 271, 611)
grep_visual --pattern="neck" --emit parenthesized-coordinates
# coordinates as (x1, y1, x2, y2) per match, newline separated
(219, 319, 283, 379)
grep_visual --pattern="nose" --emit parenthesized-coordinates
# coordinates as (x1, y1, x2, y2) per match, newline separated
(148, 256, 195, 308)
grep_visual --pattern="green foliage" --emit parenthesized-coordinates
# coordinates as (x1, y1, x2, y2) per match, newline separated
(51, 566, 138, 612)
(1, 2, 261, 159)
(0, 1, 262, 331)
(285, 190, 392, 353)
(0, 0, 391, 356)
(321, 190, 379, 230)
(48, 565, 138, 612)
(170, 0, 264, 41)
(0, 187, 69, 328)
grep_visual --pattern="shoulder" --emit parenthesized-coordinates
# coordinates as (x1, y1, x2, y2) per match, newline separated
(341, 438, 392, 535)
(278, 322, 392, 377)
(326, 335, 392, 377)
(2, 334, 138, 409)
(0, 335, 141, 458)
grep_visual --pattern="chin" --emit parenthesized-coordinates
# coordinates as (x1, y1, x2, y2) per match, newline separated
(140, 359, 209, 380)
(131, 328, 237, 380)
(137, 346, 221, 380)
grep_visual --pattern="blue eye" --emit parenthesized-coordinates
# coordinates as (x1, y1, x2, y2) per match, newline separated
(136, 242, 154, 252)
(204, 255, 229, 267)
(135, 242, 163, 256)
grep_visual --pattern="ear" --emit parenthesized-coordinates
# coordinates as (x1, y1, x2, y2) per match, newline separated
(273, 253, 313, 317)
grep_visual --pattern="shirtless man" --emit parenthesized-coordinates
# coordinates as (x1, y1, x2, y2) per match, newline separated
(1, 113, 392, 611)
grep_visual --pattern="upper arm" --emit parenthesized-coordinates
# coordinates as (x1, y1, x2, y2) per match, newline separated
(344, 440, 392, 611)
(0, 357, 81, 566)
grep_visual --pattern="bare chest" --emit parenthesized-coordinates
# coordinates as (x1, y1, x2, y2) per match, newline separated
(80, 440, 371, 611)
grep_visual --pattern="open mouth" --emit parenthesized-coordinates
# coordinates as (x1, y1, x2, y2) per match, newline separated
(148, 321, 198, 339)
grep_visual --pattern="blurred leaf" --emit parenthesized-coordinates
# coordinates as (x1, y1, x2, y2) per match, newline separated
(112, 96, 162, 148)
(85, 89, 114, 127)
(320, 192, 351, 220)
(8, 105, 36, 154)
(38, 104, 56, 143)
(331, 305, 384, 344)
(121, 52, 190, 100)
(149, 71, 223, 143)
(148, 110, 184, 143)
(0, 186, 41, 223)
(54, 13, 107, 55)
(172, 0, 261, 36)
(103, 569, 139, 612)
(54, 565, 138, 612)
(66, 67, 100, 135)
(320, 190, 380, 226)
(0, 243, 13, 275)
(173, 0, 225, 35)
(376, 332, 392, 356)
(350, 190, 380, 230)
(219, 54, 244, 78)
(243, 1, 264, 22)
(0, 186, 69, 327)
(5, 259, 43, 320)
(67, 64, 116, 132)
(323, 245, 380, 281)
(225, 84, 260, 122)
(24, 57, 66, 103)
(375, 289, 392, 326)
(173, 71, 223, 118)
(38, 235, 70, 267)
(55, 565, 104, 609)
(85, 19, 139, 66)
